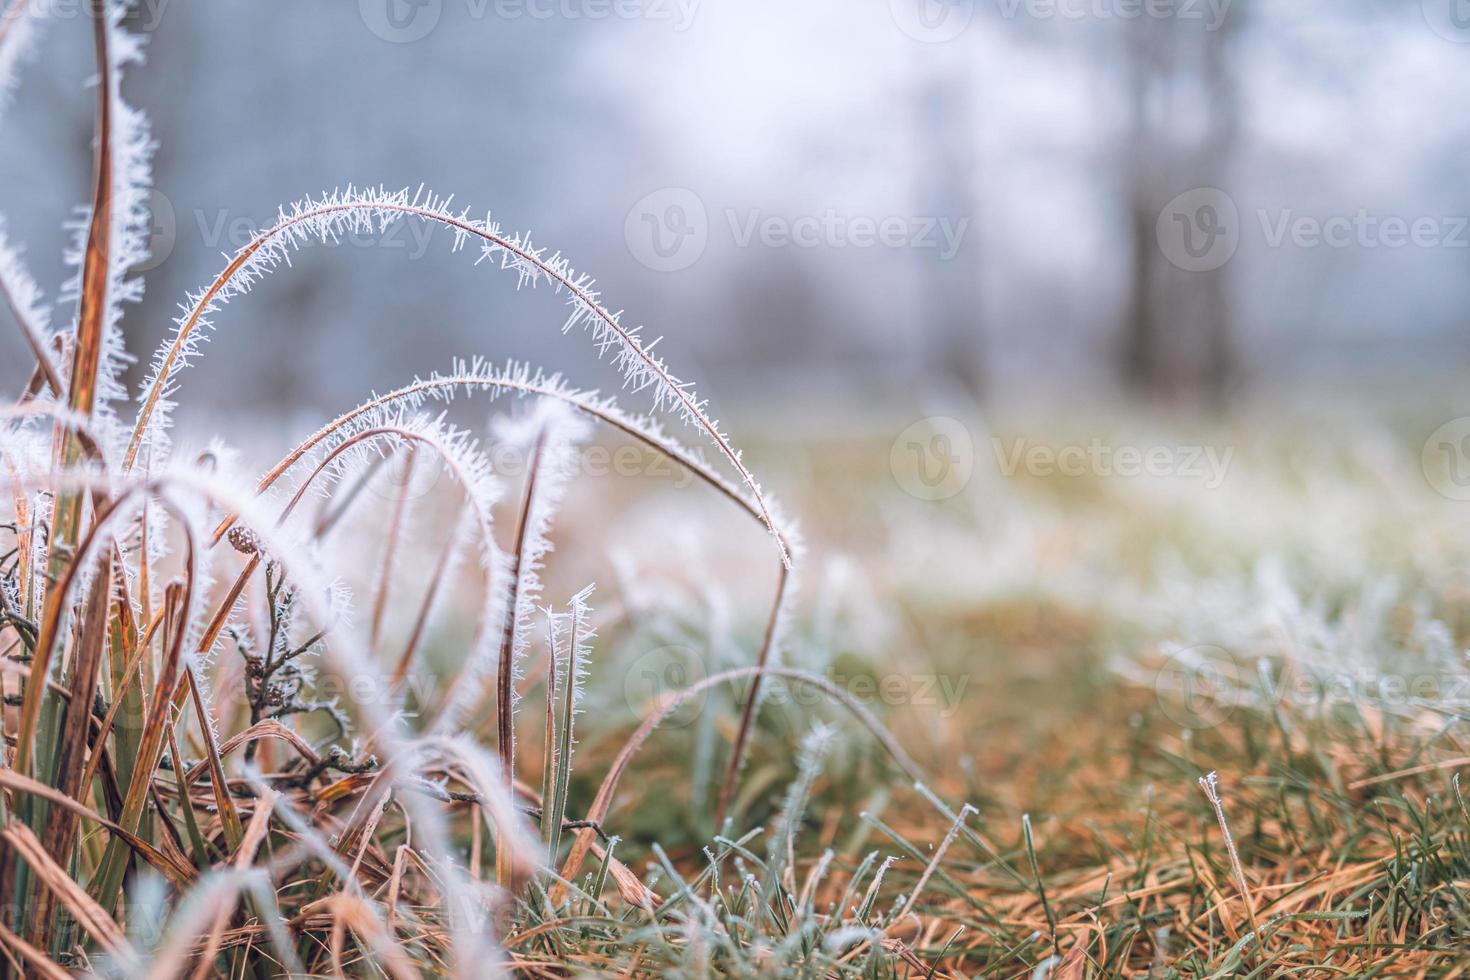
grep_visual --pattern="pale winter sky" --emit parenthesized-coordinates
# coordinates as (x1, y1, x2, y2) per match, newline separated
(1, 0, 1468, 416)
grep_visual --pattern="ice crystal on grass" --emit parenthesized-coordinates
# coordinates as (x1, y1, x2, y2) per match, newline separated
(0, 5, 910, 973)
(56, 2, 155, 456)
(0, 220, 56, 389)
(130, 187, 790, 565)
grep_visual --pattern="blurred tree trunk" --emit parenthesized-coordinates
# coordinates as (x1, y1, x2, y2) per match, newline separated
(916, 50, 983, 396)
(1119, 8, 1243, 405)
(1119, 15, 1170, 396)
(1197, 6, 1241, 405)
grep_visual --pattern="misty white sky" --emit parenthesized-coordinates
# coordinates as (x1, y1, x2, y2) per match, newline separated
(1, 0, 1468, 416)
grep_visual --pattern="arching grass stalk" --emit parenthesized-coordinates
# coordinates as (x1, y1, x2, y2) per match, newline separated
(126, 194, 791, 568)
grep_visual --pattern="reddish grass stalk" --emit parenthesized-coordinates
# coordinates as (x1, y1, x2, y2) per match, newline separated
(497, 427, 548, 785)
(717, 562, 790, 825)
(491, 423, 549, 887)
(30, 549, 111, 946)
(65, 0, 112, 422)
(369, 445, 417, 654)
(0, 766, 193, 885)
(391, 509, 463, 686)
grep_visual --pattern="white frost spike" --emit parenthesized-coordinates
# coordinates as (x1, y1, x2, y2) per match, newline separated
(541, 584, 595, 856)
(0, 218, 58, 389)
(0, 0, 45, 127)
(763, 723, 836, 904)
(567, 585, 595, 714)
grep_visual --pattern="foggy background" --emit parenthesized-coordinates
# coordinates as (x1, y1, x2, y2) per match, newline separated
(2, 0, 1469, 429)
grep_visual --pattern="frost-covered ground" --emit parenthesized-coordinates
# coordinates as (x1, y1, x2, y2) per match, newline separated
(509, 399, 1470, 975)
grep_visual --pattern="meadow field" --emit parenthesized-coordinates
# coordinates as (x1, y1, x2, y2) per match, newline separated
(4, 1, 1470, 977)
